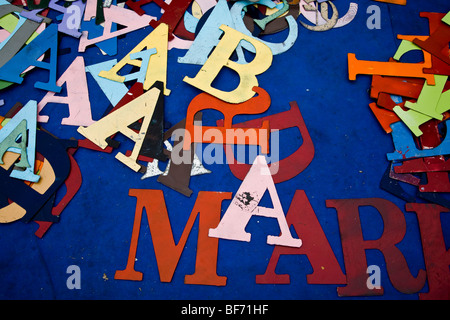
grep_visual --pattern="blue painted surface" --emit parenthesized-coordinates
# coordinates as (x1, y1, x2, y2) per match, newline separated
(0, 0, 449, 301)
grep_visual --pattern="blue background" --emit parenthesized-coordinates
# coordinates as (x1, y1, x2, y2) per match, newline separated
(0, 0, 449, 300)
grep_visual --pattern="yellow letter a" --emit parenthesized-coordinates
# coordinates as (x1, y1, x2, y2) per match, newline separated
(77, 86, 161, 172)
(98, 23, 170, 95)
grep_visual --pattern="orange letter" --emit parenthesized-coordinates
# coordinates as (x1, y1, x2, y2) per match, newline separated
(115, 189, 231, 285)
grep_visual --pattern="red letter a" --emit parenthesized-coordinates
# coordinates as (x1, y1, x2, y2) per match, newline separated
(256, 190, 346, 285)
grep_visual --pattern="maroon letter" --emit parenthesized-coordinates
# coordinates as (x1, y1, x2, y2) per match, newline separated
(256, 190, 346, 285)
(326, 198, 426, 296)
(406, 202, 450, 300)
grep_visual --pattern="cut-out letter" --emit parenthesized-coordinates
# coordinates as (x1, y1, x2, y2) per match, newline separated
(209, 155, 302, 248)
(183, 24, 273, 103)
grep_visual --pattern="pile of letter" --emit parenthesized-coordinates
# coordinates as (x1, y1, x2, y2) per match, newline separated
(0, 0, 361, 237)
(348, 11, 450, 207)
(2, 0, 449, 242)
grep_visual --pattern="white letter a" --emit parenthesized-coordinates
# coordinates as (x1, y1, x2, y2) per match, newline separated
(366, 5, 381, 30)
(209, 155, 302, 248)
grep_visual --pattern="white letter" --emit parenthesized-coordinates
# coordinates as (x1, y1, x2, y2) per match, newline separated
(209, 155, 301, 247)
(66, 265, 81, 289)
(367, 265, 381, 290)
(366, 5, 381, 30)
